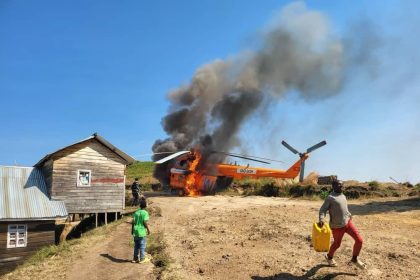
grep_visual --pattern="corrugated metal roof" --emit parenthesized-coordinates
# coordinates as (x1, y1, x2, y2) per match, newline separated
(0, 166, 68, 220)
(35, 132, 135, 166)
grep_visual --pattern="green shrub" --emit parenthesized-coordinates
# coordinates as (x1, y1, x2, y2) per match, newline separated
(288, 185, 301, 196)
(368, 181, 380, 187)
(403, 182, 414, 188)
(234, 178, 278, 196)
(277, 185, 292, 197)
(289, 184, 316, 197)
(257, 183, 279, 197)
(319, 189, 329, 200)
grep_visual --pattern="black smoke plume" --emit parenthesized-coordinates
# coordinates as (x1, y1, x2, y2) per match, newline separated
(152, 2, 363, 184)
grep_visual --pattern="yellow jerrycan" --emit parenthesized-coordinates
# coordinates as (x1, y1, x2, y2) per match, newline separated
(312, 222, 331, 252)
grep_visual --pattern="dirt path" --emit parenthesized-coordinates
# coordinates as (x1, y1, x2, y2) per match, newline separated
(66, 220, 155, 280)
(149, 195, 420, 280)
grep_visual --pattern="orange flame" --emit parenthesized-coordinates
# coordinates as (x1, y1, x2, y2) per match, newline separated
(185, 151, 202, 196)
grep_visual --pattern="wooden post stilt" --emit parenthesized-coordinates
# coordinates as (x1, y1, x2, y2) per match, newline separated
(115, 212, 117, 221)
(105, 212, 108, 225)
(95, 213, 98, 228)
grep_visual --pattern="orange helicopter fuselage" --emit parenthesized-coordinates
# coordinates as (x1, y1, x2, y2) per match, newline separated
(168, 154, 308, 195)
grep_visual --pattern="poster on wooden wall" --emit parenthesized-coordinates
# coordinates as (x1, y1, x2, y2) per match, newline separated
(77, 170, 91, 187)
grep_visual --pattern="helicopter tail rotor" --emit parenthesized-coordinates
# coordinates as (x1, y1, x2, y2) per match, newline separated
(281, 141, 299, 155)
(306, 140, 327, 154)
(282, 140, 327, 182)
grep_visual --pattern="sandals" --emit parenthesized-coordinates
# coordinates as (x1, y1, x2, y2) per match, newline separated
(324, 255, 337, 267)
(351, 259, 367, 269)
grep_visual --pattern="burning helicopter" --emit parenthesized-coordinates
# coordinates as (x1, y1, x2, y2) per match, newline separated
(154, 140, 327, 196)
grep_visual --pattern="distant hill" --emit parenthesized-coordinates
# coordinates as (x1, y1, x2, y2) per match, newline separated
(126, 161, 157, 186)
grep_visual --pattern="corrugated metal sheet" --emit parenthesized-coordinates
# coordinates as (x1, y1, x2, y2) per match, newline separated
(0, 166, 68, 220)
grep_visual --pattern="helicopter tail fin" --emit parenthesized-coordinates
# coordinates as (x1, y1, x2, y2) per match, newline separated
(286, 159, 301, 178)
(286, 154, 308, 179)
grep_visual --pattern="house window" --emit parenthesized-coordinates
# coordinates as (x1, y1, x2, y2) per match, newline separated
(7, 224, 27, 248)
(77, 170, 91, 187)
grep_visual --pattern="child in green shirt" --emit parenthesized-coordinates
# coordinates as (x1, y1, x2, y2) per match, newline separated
(131, 198, 150, 263)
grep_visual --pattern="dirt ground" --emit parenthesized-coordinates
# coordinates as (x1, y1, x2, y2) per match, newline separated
(149, 194, 419, 280)
(2, 194, 419, 280)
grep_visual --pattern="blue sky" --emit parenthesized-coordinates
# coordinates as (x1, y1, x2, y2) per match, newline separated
(1, 1, 419, 183)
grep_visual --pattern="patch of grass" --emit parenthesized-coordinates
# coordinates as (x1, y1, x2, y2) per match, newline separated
(126, 161, 155, 181)
(147, 231, 171, 268)
(25, 239, 81, 265)
(148, 205, 162, 217)
(215, 186, 241, 196)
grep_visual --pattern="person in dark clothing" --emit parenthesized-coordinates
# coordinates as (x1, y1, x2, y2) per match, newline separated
(131, 178, 140, 206)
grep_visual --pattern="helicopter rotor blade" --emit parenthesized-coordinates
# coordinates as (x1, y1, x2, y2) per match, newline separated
(155, 151, 191, 164)
(213, 151, 284, 164)
(213, 151, 270, 164)
(306, 140, 327, 153)
(135, 151, 180, 158)
(281, 140, 299, 154)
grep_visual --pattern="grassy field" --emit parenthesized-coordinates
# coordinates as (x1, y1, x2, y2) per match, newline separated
(126, 161, 159, 189)
(126, 161, 155, 181)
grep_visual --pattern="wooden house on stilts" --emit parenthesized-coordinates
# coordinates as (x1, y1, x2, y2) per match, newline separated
(35, 133, 135, 226)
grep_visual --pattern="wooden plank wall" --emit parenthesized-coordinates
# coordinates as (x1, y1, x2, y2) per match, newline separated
(49, 139, 126, 213)
(0, 221, 55, 276)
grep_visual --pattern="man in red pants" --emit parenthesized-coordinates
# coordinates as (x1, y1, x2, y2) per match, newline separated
(319, 180, 366, 269)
